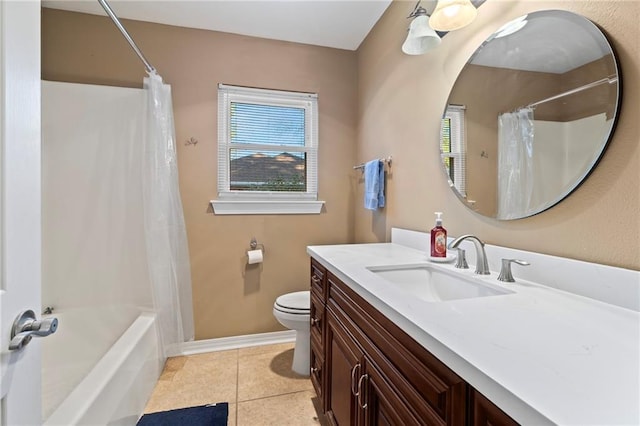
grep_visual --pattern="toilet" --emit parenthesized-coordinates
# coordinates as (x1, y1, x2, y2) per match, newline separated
(273, 291, 311, 376)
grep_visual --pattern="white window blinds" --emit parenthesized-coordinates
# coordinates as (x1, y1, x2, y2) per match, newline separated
(217, 84, 318, 200)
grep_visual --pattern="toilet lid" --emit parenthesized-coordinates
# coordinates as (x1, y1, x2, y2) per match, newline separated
(275, 291, 310, 311)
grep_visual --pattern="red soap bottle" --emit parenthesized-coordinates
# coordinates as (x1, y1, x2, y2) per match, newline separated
(430, 212, 447, 258)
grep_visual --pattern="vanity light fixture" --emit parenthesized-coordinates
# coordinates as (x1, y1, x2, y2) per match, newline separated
(429, 0, 478, 32)
(402, 2, 441, 55)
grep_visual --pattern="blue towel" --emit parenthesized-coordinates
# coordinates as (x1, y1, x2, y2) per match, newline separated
(364, 160, 385, 210)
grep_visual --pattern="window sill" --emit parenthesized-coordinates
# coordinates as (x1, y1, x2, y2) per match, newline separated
(210, 199, 324, 215)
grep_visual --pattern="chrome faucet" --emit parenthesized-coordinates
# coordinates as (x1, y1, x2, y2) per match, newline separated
(448, 235, 490, 275)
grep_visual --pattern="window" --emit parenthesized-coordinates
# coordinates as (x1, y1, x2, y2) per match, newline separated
(440, 105, 466, 197)
(212, 84, 323, 214)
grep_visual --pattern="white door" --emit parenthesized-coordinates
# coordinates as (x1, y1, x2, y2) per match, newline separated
(0, 1, 44, 425)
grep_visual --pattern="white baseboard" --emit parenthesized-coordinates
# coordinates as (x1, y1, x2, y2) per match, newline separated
(168, 330, 297, 357)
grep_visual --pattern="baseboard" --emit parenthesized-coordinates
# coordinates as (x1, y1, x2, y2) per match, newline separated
(168, 330, 297, 357)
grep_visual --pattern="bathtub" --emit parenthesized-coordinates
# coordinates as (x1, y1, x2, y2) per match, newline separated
(42, 308, 163, 425)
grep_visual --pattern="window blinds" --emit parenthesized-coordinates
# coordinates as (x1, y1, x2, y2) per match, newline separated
(441, 105, 466, 197)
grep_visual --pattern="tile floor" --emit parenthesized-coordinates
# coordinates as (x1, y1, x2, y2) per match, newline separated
(144, 342, 326, 425)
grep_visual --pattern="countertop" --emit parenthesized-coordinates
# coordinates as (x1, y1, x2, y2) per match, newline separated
(307, 243, 640, 425)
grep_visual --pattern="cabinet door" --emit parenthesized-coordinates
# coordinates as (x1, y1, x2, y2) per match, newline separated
(363, 359, 426, 426)
(326, 309, 364, 426)
(470, 389, 519, 426)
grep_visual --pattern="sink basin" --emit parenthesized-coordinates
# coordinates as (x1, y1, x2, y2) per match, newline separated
(367, 264, 514, 302)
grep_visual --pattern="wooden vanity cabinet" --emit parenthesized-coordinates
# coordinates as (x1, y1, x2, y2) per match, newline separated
(309, 258, 517, 426)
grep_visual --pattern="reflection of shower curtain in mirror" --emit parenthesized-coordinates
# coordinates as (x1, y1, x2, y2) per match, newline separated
(497, 108, 534, 219)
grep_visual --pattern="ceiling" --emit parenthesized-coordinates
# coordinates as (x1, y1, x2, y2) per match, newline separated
(42, 0, 392, 51)
(470, 11, 612, 74)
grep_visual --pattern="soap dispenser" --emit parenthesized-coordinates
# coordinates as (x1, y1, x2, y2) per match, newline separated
(430, 212, 447, 258)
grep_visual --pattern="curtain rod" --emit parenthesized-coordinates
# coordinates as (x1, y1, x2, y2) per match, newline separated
(526, 76, 617, 109)
(97, 0, 156, 74)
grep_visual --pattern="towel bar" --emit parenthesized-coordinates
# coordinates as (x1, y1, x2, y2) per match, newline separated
(354, 157, 392, 171)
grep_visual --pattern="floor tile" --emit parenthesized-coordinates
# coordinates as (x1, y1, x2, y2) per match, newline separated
(228, 403, 237, 426)
(158, 356, 188, 381)
(237, 390, 323, 426)
(238, 342, 296, 358)
(144, 351, 239, 413)
(237, 345, 312, 402)
(144, 343, 322, 425)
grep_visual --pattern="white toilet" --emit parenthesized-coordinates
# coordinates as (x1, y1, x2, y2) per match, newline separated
(273, 291, 311, 376)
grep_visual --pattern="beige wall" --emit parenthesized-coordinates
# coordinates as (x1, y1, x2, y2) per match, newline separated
(42, 0, 639, 342)
(42, 9, 358, 339)
(356, 0, 639, 270)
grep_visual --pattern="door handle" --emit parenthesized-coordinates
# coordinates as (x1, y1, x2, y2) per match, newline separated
(357, 374, 369, 409)
(350, 363, 361, 396)
(8, 310, 58, 351)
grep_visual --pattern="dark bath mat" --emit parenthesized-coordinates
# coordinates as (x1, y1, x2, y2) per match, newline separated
(137, 403, 228, 426)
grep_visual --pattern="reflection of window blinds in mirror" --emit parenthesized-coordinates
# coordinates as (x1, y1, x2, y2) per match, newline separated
(442, 105, 466, 197)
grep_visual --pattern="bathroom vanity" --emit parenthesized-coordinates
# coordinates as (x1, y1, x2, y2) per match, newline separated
(310, 257, 508, 425)
(307, 229, 639, 425)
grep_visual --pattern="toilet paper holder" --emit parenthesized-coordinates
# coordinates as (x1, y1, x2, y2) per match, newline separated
(250, 237, 265, 252)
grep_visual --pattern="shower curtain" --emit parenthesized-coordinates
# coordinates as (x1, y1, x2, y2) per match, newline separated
(497, 108, 535, 220)
(143, 73, 194, 352)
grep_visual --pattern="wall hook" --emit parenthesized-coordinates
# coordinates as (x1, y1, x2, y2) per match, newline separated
(185, 137, 198, 146)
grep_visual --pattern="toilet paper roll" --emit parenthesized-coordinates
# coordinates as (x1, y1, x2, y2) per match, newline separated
(247, 249, 263, 265)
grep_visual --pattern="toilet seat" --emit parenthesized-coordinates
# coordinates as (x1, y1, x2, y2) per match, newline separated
(274, 291, 310, 315)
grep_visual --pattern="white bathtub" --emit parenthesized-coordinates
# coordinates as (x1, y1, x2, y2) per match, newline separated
(42, 308, 162, 425)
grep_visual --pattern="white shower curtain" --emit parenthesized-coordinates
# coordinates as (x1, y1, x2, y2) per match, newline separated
(143, 72, 195, 353)
(497, 107, 535, 219)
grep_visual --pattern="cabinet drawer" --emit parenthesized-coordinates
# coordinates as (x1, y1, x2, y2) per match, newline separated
(310, 345, 325, 402)
(311, 258, 327, 301)
(328, 271, 467, 425)
(310, 293, 324, 344)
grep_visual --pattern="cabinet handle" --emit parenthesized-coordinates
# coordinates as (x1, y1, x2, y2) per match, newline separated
(311, 275, 321, 285)
(311, 317, 321, 327)
(350, 363, 361, 396)
(311, 366, 320, 376)
(357, 374, 369, 409)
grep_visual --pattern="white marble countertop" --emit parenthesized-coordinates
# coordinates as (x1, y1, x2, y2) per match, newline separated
(307, 242, 640, 425)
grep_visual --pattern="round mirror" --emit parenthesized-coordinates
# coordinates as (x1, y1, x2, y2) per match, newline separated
(440, 10, 621, 220)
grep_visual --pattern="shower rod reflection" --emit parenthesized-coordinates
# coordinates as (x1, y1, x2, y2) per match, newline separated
(97, 0, 156, 74)
(525, 76, 618, 109)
